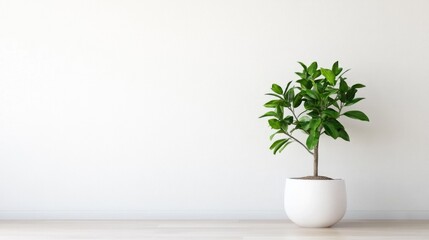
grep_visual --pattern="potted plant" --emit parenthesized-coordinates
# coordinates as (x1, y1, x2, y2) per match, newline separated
(261, 61, 369, 227)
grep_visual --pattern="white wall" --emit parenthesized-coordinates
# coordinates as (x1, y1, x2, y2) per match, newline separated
(0, 0, 428, 219)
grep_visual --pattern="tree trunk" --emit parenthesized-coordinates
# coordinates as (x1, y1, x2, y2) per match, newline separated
(313, 141, 319, 177)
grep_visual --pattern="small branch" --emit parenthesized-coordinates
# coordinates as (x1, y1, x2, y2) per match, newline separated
(297, 110, 309, 119)
(338, 69, 350, 79)
(288, 107, 299, 122)
(285, 132, 313, 155)
(338, 102, 344, 115)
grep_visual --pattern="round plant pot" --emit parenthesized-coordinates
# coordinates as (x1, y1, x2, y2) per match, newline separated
(284, 178, 346, 228)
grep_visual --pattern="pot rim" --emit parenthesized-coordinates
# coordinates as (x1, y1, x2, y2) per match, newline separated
(286, 178, 344, 181)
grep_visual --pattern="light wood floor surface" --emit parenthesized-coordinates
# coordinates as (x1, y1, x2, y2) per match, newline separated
(0, 220, 428, 240)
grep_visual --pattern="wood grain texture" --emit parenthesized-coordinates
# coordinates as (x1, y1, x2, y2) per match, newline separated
(0, 220, 428, 239)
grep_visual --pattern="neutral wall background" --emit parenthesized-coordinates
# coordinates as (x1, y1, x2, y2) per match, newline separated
(0, 0, 428, 219)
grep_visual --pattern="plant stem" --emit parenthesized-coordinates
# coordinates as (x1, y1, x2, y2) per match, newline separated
(338, 102, 344, 115)
(297, 110, 309, 119)
(338, 69, 350, 79)
(285, 133, 313, 155)
(286, 107, 314, 155)
(288, 107, 299, 122)
(313, 141, 319, 176)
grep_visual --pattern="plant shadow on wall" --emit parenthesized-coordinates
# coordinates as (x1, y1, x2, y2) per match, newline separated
(260, 61, 369, 228)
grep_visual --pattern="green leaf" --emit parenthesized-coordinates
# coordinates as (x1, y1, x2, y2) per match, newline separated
(259, 111, 277, 118)
(269, 130, 282, 140)
(339, 92, 347, 103)
(331, 98, 340, 109)
(280, 122, 288, 132)
(321, 68, 336, 85)
(264, 100, 281, 108)
(284, 81, 293, 94)
(328, 118, 345, 131)
(323, 121, 339, 139)
(265, 93, 283, 99)
(307, 110, 319, 118)
(276, 106, 284, 119)
(309, 118, 322, 131)
(304, 89, 318, 99)
(338, 129, 350, 141)
(308, 62, 318, 75)
(293, 93, 303, 108)
(298, 62, 307, 71)
(306, 132, 319, 150)
(270, 138, 290, 154)
(281, 116, 293, 132)
(272, 84, 283, 94)
(273, 139, 290, 154)
(284, 116, 294, 125)
(268, 119, 282, 129)
(326, 87, 339, 95)
(332, 61, 343, 75)
(322, 108, 340, 119)
(351, 83, 366, 89)
(339, 79, 349, 93)
(270, 138, 287, 150)
(278, 140, 292, 153)
(345, 97, 365, 106)
(343, 110, 370, 121)
(286, 88, 295, 102)
(332, 61, 338, 74)
(304, 100, 316, 111)
(346, 88, 357, 102)
(295, 72, 306, 78)
(299, 115, 311, 122)
(297, 79, 312, 89)
(312, 70, 321, 79)
(295, 116, 311, 132)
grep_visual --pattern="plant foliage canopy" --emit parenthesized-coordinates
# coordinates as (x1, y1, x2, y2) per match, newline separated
(261, 61, 369, 176)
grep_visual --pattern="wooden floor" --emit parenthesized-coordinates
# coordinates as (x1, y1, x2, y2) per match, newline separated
(0, 220, 428, 239)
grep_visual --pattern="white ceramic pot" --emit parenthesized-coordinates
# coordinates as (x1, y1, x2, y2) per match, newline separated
(284, 178, 346, 228)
